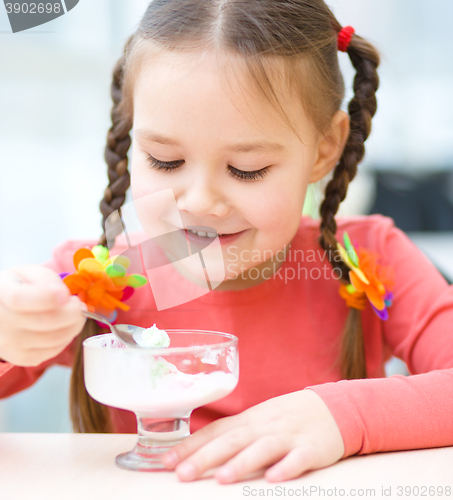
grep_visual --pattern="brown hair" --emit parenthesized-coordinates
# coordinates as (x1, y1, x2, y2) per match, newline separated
(69, 0, 380, 433)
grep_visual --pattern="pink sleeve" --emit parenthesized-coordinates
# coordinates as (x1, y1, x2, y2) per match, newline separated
(306, 218, 453, 457)
(0, 240, 95, 399)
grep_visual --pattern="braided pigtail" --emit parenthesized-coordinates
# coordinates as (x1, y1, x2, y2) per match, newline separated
(69, 37, 134, 433)
(318, 33, 380, 380)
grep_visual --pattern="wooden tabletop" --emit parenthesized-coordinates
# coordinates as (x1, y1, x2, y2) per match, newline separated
(0, 433, 452, 500)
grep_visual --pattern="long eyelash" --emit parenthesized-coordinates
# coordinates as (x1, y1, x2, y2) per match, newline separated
(147, 155, 182, 171)
(147, 155, 269, 180)
(228, 165, 270, 181)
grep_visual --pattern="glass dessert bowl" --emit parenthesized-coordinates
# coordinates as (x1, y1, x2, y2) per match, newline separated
(83, 330, 239, 471)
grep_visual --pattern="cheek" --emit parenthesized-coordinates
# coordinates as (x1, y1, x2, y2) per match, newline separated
(243, 178, 307, 235)
(130, 157, 173, 201)
(129, 160, 184, 238)
(130, 147, 148, 199)
(129, 141, 174, 199)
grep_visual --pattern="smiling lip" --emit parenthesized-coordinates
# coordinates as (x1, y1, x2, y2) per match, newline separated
(178, 228, 249, 245)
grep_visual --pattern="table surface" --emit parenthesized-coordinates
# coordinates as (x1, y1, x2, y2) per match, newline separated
(0, 433, 452, 500)
(407, 232, 453, 282)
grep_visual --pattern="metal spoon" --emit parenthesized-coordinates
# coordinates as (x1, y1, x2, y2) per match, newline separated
(82, 310, 146, 348)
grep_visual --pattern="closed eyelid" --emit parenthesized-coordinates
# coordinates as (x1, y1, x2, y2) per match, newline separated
(146, 155, 270, 181)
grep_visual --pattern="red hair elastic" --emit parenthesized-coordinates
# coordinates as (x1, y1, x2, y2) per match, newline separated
(338, 26, 355, 52)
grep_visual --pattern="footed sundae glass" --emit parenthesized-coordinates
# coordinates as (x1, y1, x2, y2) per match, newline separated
(83, 330, 238, 471)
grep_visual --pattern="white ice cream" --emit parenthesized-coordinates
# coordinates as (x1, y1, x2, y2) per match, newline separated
(133, 323, 170, 348)
(84, 336, 238, 417)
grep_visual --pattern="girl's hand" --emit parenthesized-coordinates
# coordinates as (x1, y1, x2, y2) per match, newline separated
(0, 265, 86, 366)
(162, 389, 345, 483)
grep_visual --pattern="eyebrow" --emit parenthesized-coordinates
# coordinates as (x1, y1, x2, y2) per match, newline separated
(134, 129, 286, 154)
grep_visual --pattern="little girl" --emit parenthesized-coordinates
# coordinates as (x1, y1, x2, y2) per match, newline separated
(1, 0, 453, 485)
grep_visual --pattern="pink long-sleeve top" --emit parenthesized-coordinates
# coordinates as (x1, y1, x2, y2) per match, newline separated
(1, 214, 452, 458)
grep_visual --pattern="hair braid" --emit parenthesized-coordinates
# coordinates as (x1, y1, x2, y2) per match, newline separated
(69, 37, 135, 433)
(99, 35, 134, 248)
(318, 33, 380, 380)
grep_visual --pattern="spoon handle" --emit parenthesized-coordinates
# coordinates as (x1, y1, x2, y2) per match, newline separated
(82, 310, 113, 329)
(81, 310, 138, 348)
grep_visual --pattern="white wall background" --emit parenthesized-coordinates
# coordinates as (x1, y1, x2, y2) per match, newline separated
(0, 0, 451, 431)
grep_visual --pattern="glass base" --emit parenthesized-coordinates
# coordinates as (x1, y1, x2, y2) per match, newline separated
(116, 414, 191, 471)
(116, 445, 176, 471)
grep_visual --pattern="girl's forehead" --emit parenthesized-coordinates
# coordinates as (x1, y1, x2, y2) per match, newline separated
(134, 48, 261, 105)
(132, 46, 315, 143)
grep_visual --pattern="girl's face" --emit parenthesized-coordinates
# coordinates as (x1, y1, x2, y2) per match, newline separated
(130, 48, 348, 290)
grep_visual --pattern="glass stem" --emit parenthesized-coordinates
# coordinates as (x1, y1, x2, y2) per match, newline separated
(115, 414, 192, 471)
(136, 413, 191, 453)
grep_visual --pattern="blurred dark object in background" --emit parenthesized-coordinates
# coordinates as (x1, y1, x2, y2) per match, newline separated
(369, 172, 453, 232)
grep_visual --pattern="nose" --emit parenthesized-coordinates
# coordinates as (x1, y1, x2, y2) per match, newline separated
(176, 172, 230, 219)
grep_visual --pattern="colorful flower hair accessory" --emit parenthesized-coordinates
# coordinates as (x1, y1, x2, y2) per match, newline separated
(337, 232, 394, 320)
(59, 245, 148, 323)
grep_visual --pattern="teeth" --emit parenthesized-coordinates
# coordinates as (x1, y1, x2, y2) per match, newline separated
(186, 229, 241, 238)
(188, 229, 216, 238)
